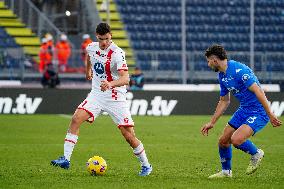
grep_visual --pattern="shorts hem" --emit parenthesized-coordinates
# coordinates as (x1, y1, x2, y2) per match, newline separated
(77, 107, 94, 123)
(227, 122, 238, 130)
(117, 125, 134, 129)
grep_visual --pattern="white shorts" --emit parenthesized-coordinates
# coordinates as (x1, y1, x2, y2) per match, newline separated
(77, 92, 134, 128)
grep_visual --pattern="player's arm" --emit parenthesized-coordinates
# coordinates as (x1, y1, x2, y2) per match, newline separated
(249, 83, 282, 127)
(201, 93, 230, 136)
(100, 70, 129, 92)
(110, 70, 130, 87)
(85, 55, 93, 80)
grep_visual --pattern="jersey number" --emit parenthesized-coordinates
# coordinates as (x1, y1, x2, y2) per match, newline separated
(247, 116, 257, 123)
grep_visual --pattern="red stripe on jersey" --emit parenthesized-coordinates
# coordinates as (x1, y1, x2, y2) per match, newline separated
(105, 49, 114, 82)
(64, 139, 76, 144)
(112, 88, 118, 100)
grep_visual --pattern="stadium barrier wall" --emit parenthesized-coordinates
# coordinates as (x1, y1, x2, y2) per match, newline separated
(0, 88, 283, 116)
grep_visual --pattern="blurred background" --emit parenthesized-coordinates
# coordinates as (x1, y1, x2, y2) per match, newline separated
(0, 0, 283, 88)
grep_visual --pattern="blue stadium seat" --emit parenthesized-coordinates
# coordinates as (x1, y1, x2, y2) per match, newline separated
(115, 0, 284, 71)
(0, 27, 19, 48)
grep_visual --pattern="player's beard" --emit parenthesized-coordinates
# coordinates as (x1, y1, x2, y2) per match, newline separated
(210, 65, 219, 72)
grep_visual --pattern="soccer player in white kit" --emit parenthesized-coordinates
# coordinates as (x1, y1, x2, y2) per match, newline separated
(51, 23, 152, 176)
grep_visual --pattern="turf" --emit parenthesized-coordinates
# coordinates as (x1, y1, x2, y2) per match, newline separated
(0, 115, 283, 189)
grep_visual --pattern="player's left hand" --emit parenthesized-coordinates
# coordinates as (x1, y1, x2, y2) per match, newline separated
(269, 114, 282, 127)
(100, 80, 112, 92)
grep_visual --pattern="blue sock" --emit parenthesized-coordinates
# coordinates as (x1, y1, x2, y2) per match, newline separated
(234, 140, 258, 155)
(219, 145, 232, 170)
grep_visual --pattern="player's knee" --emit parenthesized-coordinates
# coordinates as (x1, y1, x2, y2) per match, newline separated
(231, 136, 243, 146)
(218, 136, 230, 147)
(71, 114, 82, 125)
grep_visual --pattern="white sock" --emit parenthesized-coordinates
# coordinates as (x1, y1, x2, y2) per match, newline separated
(133, 142, 150, 167)
(64, 133, 78, 161)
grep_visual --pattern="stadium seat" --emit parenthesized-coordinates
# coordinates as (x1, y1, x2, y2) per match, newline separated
(115, 0, 284, 71)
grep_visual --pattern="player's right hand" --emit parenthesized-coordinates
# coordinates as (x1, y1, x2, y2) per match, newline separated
(201, 122, 214, 136)
(86, 69, 93, 80)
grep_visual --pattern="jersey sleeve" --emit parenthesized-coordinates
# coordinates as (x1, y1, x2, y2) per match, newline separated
(219, 80, 229, 96)
(113, 50, 128, 71)
(238, 68, 256, 88)
(85, 42, 95, 55)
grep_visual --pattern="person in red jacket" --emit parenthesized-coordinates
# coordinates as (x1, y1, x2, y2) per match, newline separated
(55, 34, 71, 72)
(38, 37, 53, 73)
(39, 38, 47, 73)
(81, 34, 92, 64)
(45, 33, 54, 59)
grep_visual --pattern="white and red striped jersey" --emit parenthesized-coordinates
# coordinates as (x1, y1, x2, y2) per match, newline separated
(86, 41, 129, 101)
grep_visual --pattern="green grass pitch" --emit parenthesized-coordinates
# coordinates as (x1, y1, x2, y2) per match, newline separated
(0, 115, 283, 189)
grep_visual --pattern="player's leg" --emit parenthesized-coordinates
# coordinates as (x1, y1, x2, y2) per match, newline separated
(51, 96, 101, 169)
(106, 101, 152, 176)
(51, 109, 89, 169)
(231, 113, 268, 174)
(119, 126, 152, 176)
(64, 109, 90, 159)
(209, 124, 235, 178)
(231, 124, 257, 154)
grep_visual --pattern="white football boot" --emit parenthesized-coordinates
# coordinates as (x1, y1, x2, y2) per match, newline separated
(246, 149, 264, 174)
(208, 170, 232, 178)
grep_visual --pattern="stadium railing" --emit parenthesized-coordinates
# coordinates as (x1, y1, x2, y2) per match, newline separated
(0, 48, 283, 84)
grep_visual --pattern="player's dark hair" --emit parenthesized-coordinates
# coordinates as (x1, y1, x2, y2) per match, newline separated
(96, 22, 111, 35)
(205, 44, 228, 60)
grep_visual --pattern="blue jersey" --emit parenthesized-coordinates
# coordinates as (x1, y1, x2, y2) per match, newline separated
(219, 60, 264, 111)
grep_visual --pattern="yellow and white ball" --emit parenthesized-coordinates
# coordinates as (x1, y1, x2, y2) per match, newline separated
(86, 156, 107, 176)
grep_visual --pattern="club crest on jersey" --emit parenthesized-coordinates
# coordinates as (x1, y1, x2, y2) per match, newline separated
(242, 74, 250, 82)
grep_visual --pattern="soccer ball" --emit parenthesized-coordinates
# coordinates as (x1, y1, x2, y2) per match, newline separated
(86, 156, 107, 176)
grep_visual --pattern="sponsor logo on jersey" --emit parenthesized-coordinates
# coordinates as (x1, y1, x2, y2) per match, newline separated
(94, 62, 104, 74)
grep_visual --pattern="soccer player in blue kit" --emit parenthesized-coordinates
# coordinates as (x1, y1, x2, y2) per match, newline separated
(201, 44, 282, 178)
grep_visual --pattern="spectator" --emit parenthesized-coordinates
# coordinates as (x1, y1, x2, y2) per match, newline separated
(45, 33, 54, 67)
(39, 38, 49, 73)
(45, 33, 54, 56)
(55, 34, 71, 72)
(41, 64, 60, 88)
(129, 67, 144, 90)
(81, 34, 92, 64)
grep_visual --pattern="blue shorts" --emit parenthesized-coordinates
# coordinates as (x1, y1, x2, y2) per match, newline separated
(228, 108, 269, 134)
